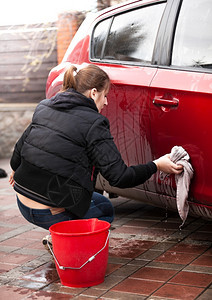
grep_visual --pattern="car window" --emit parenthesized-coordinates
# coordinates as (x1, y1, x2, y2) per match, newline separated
(92, 18, 112, 59)
(92, 3, 166, 64)
(172, 0, 212, 69)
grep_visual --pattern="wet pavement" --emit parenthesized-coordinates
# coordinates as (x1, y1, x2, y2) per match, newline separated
(0, 158, 211, 300)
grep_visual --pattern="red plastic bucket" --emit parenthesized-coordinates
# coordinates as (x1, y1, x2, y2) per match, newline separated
(49, 218, 110, 287)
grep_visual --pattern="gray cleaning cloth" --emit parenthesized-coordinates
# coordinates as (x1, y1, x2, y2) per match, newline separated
(170, 146, 194, 226)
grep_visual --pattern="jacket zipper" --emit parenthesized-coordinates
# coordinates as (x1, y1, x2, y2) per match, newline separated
(15, 181, 49, 200)
(91, 166, 95, 181)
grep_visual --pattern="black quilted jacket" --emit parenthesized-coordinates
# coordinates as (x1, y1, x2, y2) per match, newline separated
(10, 89, 157, 217)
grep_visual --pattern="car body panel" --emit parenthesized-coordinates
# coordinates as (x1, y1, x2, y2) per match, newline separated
(150, 69, 212, 207)
(46, 0, 212, 220)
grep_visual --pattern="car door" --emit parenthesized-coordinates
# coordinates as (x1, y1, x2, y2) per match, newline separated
(90, 0, 167, 192)
(149, 0, 212, 208)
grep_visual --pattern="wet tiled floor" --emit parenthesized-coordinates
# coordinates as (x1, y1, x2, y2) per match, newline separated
(0, 158, 211, 299)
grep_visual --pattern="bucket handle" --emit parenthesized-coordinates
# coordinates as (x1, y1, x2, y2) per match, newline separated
(47, 230, 110, 270)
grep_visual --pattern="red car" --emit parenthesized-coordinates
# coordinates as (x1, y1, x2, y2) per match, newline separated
(46, 0, 212, 220)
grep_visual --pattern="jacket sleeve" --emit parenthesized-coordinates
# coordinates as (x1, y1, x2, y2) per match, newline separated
(86, 117, 157, 188)
(10, 124, 32, 171)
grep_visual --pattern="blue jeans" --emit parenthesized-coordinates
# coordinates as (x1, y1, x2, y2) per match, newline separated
(17, 192, 114, 230)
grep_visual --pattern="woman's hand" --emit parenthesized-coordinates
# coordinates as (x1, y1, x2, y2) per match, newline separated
(154, 154, 183, 174)
(9, 170, 15, 187)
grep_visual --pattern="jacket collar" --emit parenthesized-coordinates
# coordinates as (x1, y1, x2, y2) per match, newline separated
(45, 88, 98, 112)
